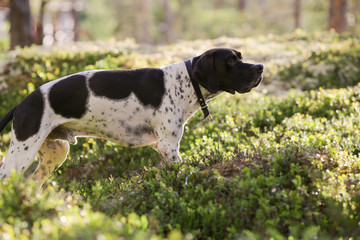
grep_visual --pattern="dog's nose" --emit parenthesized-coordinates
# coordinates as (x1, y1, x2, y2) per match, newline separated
(252, 64, 264, 73)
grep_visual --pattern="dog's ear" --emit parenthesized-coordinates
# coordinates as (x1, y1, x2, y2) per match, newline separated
(192, 51, 220, 94)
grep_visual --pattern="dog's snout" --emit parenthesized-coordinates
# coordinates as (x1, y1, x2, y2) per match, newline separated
(252, 64, 263, 73)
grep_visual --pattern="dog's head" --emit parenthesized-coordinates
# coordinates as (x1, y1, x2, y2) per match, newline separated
(192, 48, 263, 94)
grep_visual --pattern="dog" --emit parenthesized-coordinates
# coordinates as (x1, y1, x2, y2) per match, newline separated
(0, 48, 263, 185)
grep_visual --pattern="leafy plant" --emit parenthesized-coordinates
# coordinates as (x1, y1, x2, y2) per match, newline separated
(1, 33, 360, 239)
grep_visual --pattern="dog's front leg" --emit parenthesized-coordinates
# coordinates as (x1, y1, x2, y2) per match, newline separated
(153, 125, 183, 163)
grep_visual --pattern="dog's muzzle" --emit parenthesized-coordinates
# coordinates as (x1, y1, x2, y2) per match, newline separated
(251, 64, 264, 89)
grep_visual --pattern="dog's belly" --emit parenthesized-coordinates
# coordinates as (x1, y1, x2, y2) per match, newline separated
(56, 119, 157, 148)
(51, 95, 159, 147)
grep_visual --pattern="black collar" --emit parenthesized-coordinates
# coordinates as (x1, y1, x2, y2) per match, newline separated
(185, 60, 211, 120)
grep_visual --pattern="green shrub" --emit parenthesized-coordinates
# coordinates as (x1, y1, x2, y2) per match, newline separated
(1, 34, 360, 239)
(0, 173, 171, 240)
(278, 39, 360, 90)
(48, 84, 360, 239)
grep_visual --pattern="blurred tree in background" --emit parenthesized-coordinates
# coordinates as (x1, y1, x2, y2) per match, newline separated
(8, 0, 34, 49)
(1, 0, 359, 49)
(329, 0, 347, 33)
(80, 0, 358, 43)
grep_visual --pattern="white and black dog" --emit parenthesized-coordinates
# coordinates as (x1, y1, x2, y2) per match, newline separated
(0, 48, 263, 185)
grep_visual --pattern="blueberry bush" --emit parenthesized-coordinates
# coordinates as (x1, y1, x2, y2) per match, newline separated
(0, 32, 360, 239)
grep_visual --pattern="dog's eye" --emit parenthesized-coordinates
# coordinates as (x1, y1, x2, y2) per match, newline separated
(227, 57, 237, 65)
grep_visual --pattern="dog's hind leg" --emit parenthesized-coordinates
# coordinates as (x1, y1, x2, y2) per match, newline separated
(0, 88, 51, 180)
(34, 139, 69, 186)
(0, 130, 46, 180)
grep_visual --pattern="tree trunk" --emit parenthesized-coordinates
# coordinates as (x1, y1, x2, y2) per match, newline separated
(71, 1, 79, 41)
(329, 0, 347, 33)
(9, 0, 35, 49)
(136, 0, 151, 44)
(294, 0, 301, 29)
(214, 0, 224, 9)
(35, 0, 48, 45)
(238, 0, 246, 11)
(164, 0, 174, 43)
(351, 0, 358, 34)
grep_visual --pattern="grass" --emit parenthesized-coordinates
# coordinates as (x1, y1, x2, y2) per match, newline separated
(0, 32, 360, 239)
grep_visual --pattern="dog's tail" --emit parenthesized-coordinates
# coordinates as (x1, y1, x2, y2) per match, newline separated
(0, 106, 16, 133)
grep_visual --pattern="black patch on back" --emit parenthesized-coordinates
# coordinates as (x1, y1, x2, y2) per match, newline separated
(89, 69, 165, 108)
(13, 89, 44, 141)
(49, 75, 88, 118)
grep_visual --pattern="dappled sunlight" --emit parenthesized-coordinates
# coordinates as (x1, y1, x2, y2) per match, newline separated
(0, 23, 360, 240)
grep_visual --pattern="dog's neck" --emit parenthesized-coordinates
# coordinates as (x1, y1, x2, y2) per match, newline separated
(184, 58, 220, 101)
(161, 60, 221, 122)
(184, 59, 211, 119)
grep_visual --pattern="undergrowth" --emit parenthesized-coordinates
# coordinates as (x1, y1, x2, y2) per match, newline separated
(1, 32, 360, 239)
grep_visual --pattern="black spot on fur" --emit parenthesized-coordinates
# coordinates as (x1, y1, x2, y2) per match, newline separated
(135, 125, 152, 136)
(49, 75, 88, 118)
(89, 69, 165, 108)
(168, 95, 175, 106)
(13, 89, 44, 141)
(124, 125, 153, 137)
